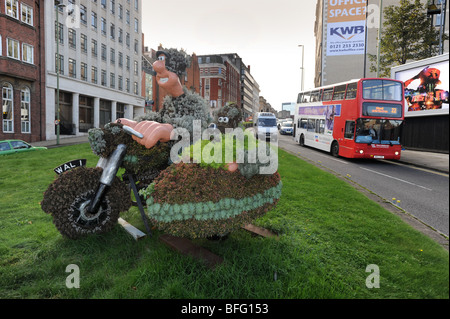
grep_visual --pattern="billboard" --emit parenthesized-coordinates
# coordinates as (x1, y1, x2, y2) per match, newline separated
(392, 55, 449, 117)
(326, 0, 367, 56)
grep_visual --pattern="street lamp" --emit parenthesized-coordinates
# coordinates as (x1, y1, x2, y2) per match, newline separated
(376, 0, 383, 77)
(55, 0, 65, 145)
(298, 45, 305, 91)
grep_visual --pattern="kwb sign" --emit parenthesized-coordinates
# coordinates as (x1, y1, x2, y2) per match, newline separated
(330, 25, 365, 40)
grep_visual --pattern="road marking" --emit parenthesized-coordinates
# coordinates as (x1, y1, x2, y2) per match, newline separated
(381, 160, 449, 178)
(316, 153, 349, 164)
(360, 167, 433, 191)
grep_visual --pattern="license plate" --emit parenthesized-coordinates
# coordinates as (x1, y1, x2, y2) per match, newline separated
(374, 155, 385, 159)
(54, 159, 87, 175)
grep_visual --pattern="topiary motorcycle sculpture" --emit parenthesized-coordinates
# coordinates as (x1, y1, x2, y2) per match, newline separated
(41, 49, 282, 240)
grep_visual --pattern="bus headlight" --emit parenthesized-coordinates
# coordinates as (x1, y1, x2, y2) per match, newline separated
(395, 151, 399, 156)
(359, 150, 364, 154)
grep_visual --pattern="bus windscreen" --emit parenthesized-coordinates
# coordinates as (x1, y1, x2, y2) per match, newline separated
(362, 80, 403, 101)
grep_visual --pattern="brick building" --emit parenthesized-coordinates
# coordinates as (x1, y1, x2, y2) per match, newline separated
(198, 54, 241, 118)
(0, 0, 46, 142)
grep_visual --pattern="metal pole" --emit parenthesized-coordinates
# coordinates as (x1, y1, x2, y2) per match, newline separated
(376, 0, 383, 77)
(363, 1, 369, 78)
(298, 45, 304, 91)
(55, 3, 63, 145)
(439, 0, 446, 55)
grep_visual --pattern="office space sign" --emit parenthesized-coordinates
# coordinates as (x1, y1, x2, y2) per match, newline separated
(327, 0, 367, 56)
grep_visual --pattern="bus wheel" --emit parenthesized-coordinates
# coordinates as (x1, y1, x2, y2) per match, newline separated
(331, 141, 339, 157)
(299, 134, 305, 146)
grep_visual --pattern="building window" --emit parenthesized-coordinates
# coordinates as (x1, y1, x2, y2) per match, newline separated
(22, 43, 33, 64)
(55, 22, 64, 44)
(116, 103, 124, 119)
(68, 29, 76, 49)
(21, 3, 33, 25)
(134, 18, 139, 33)
(81, 34, 87, 53)
(134, 82, 138, 95)
(134, 39, 138, 54)
(118, 52, 123, 67)
(80, 5, 87, 24)
(126, 55, 130, 70)
(81, 62, 87, 81)
(101, 0, 106, 9)
(101, 18, 106, 36)
(110, 0, 115, 14)
(6, 0, 19, 19)
(126, 32, 130, 47)
(134, 0, 138, 11)
(91, 39, 98, 56)
(118, 28, 123, 43)
(118, 75, 123, 90)
(2, 83, 14, 133)
(55, 54, 64, 74)
(110, 48, 115, 64)
(110, 23, 115, 40)
(92, 66, 98, 84)
(110, 73, 115, 89)
(134, 60, 138, 75)
(126, 78, 130, 92)
(101, 44, 107, 61)
(101, 69, 107, 86)
(21, 88, 31, 133)
(118, 4, 123, 19)
(69, 58, 76, 78)
(91, 12, 97, 29)
(126, 10, 130, 25)
(7, 38, 20, 60)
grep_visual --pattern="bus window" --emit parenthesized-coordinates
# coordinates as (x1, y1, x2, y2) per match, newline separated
(311, 90, 321, 102)
(297, 93, 303, 104)
(363, 80, 383, 100)
(322, 88, 334, 101)
(344, 121, 355, 139)
(302, 92, 311, 103)
(319, 119, 325, 133)
(383, 81, 403, 101)
(346, 82, 358, 99)
(300, 118, 307, 129)
(333, 85, 347, 100)
(363, 80, 403, 101)
(307, 119, 315, 132)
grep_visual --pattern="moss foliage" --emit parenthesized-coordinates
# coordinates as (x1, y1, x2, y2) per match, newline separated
(41, 167, 131, 239)
(139, 162, 282, 238)
(88, 123, 171, 177)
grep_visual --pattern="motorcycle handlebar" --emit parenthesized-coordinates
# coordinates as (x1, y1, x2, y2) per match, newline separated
(122, 125, 144, 139)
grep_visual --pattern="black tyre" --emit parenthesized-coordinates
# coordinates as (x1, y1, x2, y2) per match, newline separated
(299, 134, 305, 146)
(41, 167, 131, 239)
(331, 141, 339, 157)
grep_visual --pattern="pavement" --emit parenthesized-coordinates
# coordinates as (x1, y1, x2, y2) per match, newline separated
(31, 135, 449, 174)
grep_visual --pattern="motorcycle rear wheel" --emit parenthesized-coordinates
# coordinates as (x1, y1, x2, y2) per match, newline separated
(41, 167, 131, 239)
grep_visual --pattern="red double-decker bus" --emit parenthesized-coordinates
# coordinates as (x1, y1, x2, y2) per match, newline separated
(294, 78, 404, 160)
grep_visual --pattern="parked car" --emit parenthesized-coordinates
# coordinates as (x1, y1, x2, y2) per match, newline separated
(280, 122, 293, 135)
(0, 140, 47, 155)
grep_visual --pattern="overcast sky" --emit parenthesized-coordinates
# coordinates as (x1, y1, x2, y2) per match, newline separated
(141, 0, 317, 111)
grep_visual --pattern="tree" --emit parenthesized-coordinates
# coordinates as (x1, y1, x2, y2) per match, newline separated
(369, 0, 446, 77)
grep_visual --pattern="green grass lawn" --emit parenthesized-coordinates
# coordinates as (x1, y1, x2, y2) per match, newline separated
(0, 143, 448, 299)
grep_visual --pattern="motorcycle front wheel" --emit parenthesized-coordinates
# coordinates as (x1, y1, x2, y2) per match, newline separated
(41, 167, 131, 239)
